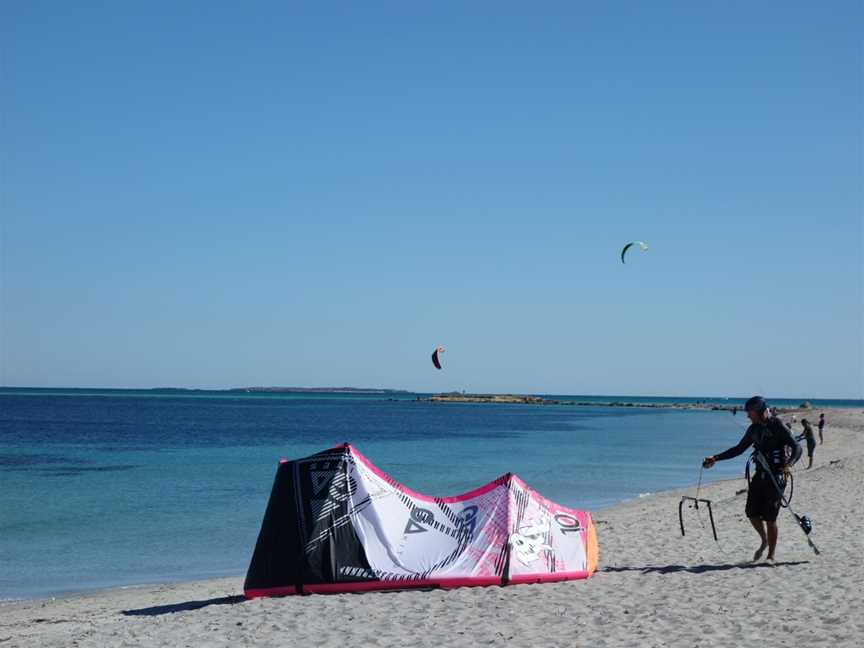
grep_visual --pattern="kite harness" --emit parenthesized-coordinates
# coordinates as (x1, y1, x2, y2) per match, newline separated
(745, 452, 794, 508)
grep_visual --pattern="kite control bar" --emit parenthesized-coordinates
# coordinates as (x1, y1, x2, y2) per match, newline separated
(678, 496, 718, 542)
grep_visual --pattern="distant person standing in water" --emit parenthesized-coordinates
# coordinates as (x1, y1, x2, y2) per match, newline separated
(818, 413, 825, 445)
(797, 419, 817, 469)
(703, 396, 801, 563)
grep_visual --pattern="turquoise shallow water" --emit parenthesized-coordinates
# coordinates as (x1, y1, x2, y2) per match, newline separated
(0, 391, 850, 600)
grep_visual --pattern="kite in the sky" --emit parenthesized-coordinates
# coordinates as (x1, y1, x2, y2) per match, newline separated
(620, 241, 649, 264)
(431, 346, 445, 370)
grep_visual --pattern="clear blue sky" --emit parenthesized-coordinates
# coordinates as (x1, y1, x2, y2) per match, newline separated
(1, 1, 861, 397)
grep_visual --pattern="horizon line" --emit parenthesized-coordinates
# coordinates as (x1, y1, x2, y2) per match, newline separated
(0, 385, 860, 402)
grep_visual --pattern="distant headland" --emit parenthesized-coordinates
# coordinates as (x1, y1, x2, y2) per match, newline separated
(225, 387, 411, 394)
(419, 392, 817, 411)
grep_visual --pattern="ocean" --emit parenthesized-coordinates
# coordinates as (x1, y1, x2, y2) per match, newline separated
(0, 390, 856, 600)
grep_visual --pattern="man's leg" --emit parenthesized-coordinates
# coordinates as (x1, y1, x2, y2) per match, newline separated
(749, 516, 768, 561)
(766, 520, 778, 560)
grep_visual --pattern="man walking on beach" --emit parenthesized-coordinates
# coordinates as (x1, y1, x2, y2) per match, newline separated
(818, 413, 825, 445)
(703, 396, 801, 563)
(797, 419, 817, 469)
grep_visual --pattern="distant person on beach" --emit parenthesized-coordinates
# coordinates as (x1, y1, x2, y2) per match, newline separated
(797, 419, 816, 469)
(818, 413, 825, 445)
(703, 396, 801, 563)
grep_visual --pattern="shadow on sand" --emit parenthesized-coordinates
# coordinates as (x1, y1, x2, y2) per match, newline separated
(122, 595, 246, 617)
(602, 560, 809, 575)
(119, 560, 812, 615)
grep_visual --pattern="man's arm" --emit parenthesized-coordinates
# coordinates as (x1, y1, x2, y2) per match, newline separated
(704, 430, 752, 467)
(713, 430, 753, 461)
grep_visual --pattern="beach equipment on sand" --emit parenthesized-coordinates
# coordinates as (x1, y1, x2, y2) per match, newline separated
(244, 444, 599, 597)
(620, 240, 648, 264)
(679, 467, 719, 542)
(431, 346, 444, 370)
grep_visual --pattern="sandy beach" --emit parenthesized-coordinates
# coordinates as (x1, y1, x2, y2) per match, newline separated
(3, 408, 862, 648)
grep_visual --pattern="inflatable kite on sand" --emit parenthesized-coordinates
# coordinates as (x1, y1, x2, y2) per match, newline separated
(244, 444, 599, 596)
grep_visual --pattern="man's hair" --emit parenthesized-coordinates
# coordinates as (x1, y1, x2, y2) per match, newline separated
(745, 395, 768, 413)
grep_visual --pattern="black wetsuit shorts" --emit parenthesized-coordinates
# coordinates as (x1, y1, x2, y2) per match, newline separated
(745, 472, 785, 522)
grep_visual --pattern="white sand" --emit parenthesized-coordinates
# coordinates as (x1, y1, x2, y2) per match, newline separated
(3, 408, 862, 647)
